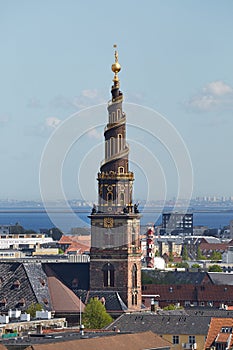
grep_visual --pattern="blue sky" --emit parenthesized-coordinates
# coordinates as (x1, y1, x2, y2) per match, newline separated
(1, 0, 233, 201)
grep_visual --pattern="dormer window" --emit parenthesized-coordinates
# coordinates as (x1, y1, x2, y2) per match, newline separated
(100, 297, 106, 305)
(221, 327, 233, 333)
(0, 298, 7, 306)
(18, 298, 25, 306)
(13, 280, 20, 289)
(39, 278, 46, 286)
(72, 278, 79, 288)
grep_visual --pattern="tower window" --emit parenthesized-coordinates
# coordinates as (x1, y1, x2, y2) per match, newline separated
(107, 192, 113, 204)
(110, 137, 114, 156)
(132, 232, 136, 246)
(107, 140, 110, 158)
(117, 109, 121, 120)
(132, 293, 137, 306)
(118, 134, 122, 151)
(120, 192, 124, 206)
(118, 166, 124, 174)
(105, 141, 108, 159)
(132, 264, 137, 288)
(102, 263, 115, 287)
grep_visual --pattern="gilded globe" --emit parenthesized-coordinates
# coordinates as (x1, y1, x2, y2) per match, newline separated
(111, 62, 121, 74)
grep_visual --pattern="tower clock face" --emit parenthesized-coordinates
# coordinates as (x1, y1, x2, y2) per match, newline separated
(103, 217, 114, 228)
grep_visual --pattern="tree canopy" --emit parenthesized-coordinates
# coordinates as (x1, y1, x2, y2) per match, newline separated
(210, 251, 222, 261)
(163, 304, 183, 310)
(82, 297, 113, 329)
(26, 303, 43, 318)
(168, 251, 174, 262)
(208, 264, 222, 272)
(191, 263, 201, 269)
(175, 262, 189, 269)
(182, 245, 189, 261)
(197, 246, 206, 260)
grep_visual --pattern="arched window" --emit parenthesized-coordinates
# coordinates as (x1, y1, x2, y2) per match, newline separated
(120, 192, 124, 206)
(118, 166, 124, 174)
(117, 109, 121, 120)
(102, 263, 115, 287)
(112, 112, 115, 123)
(118, 134, 122, 152)
(110, 137, 114, 156)
(132, 293, 137, 306)
(132, 232, 135, 246)
(107, 192, 113, 205)
(132, 264, 137, 288)
(107, 140, 110, 158)
(105, 141, 108, 159)
(71, 278, 79, 288)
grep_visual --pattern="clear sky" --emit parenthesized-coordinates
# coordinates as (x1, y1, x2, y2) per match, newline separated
(1, 0, 233, 202)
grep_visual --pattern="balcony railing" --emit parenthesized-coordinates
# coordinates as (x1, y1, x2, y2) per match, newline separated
(100, 146, 129, 167)
(104, 116, 126, 133)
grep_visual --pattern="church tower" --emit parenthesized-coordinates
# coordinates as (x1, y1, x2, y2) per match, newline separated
(89, 46, 141, 310)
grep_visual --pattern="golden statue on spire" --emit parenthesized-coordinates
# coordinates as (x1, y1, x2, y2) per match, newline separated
(111, 44, 121, 86)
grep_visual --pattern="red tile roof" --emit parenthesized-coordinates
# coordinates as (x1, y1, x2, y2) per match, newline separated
(216, 332, 231, 342)
(143, 284, 233, 306)
(58, 236, 73, 244)
(200, 243, 229, 252)
(45, 266, 85, 313)
(197, 285, 233, 302)
(143, 284, 197, 301)
(205, 318, 233, 349)
(25, 331, 172, 350)
(58, 235, 90, 250)
(65, 241, 90, 254)
(68, 235, 91, 247)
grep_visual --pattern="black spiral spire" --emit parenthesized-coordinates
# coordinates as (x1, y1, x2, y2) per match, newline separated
(97, 45, 134, 213)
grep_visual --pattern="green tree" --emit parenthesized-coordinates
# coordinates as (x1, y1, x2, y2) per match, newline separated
(182, 245, 189, 261)
(210, 251, 222, 261)
(197, 246, 206, 260)
(192, 263, 201, 269)
(163, 304, 183, 310)
(208, 264, 222, 272)
(168, 251, 174, 262)
(26, 303, 43, 318)
(175, 262, 189, 269)
(83, 298, 113, 329)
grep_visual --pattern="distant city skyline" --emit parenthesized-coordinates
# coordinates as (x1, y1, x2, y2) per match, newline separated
(1, 1, 233, 201)
(1, 196, 233, 205)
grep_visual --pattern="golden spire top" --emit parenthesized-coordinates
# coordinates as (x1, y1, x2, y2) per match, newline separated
(111, 44, 121, 86)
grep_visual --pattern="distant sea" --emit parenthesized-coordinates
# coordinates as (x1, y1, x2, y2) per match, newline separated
(0, 207, 233, 233)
